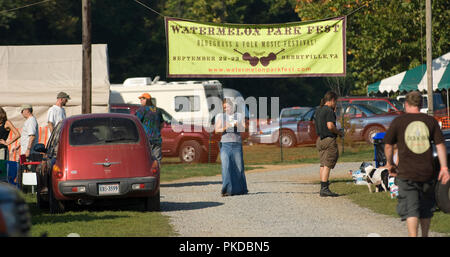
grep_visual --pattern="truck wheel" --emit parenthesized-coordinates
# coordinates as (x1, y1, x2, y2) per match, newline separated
(364, 126, 384, 144)
(179, 140, 203, 163)
(436, 181, 450, 213)
(144, 191, 160, 212)
(279, 130, 296, 148)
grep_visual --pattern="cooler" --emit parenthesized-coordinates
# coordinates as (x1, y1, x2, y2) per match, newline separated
(0, 160, 19, 187)
(0, 160, 6, 182)
(373, 132, 386, 168)
(7, 161, 19, 186)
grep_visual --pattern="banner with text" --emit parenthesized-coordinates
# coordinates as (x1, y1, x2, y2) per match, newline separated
(165, 17, 346, 78)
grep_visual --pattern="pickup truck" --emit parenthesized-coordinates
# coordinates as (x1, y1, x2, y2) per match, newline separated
(110, 104, 220, 163)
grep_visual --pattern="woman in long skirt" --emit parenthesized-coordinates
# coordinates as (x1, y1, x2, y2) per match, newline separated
(215, 99, 248, 196)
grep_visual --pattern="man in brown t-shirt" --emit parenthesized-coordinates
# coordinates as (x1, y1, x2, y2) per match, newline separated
(384, 91, 449, 237)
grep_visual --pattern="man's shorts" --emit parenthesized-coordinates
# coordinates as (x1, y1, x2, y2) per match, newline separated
(316, 137, 339, 169)
(395, 177, 436, 221)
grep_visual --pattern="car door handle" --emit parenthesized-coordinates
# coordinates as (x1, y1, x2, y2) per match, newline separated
(93, 161, 121, 167)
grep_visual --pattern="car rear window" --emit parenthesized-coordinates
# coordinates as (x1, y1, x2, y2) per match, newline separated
(70, 117, 139, 146)
(110, 108, 131, 114)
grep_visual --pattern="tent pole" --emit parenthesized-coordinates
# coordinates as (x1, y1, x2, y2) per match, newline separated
(447, 89, 449, 118)
(425, 0, 434, 116)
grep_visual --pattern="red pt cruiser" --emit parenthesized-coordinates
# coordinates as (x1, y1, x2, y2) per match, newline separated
(34, 113, 160, 213)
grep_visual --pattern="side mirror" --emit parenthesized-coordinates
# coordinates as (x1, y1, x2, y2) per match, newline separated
(33, 143, 46, 153)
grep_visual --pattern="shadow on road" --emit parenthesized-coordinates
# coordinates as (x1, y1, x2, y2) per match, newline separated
(162, 201, 223, 212)
(161, 181, 222, 188)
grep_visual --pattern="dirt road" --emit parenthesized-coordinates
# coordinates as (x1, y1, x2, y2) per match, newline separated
(160, 162, 443, 237)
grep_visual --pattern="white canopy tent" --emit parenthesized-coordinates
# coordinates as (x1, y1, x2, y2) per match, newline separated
(0, 44, 110, 130)
(368, 52, 450, 94)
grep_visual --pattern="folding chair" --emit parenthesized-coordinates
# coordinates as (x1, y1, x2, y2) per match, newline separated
(19, 154, 41, 193)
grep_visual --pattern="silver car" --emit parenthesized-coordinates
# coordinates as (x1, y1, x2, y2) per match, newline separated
(336, 103, 403, 143)
(249, 106, 312, 147)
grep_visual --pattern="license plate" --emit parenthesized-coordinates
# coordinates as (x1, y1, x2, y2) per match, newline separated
(98, 183, 120, 195)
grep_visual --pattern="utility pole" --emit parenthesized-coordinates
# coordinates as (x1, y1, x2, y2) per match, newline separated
(82, 0, 92, 114)
(425, 0, 433, 115)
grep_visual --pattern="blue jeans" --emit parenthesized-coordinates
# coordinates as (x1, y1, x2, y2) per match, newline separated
(220, 142, 248, 195)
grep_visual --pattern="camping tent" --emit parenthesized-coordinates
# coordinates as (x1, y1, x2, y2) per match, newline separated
(367, 52, 450, 94)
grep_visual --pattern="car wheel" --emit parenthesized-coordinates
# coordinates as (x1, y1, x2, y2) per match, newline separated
(279, 130, 296, 148)
(436, 181, 450, 213)
(36, 171, 49, 210)
(144, 191, 160, 212)
(179, 140, 203, 163)
(364, 126, 384, 144)
(48, 179, 65, 214)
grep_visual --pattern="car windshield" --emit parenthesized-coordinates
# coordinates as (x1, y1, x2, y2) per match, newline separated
(70, 117, 139, 146)
(299, 108, 316, 121)
(357, 104, 385, 115)
(390, 99, 404, 111)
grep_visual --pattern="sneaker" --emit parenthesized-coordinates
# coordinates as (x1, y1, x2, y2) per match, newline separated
(320, 187, 339, 197)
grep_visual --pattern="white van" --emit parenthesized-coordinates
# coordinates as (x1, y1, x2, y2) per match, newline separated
(109, 77, 223, 128)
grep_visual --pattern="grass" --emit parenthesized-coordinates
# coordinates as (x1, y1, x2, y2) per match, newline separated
(22, 141, 410, 237)
(330, 179, 450, 236)
(25, 194, 175, 237)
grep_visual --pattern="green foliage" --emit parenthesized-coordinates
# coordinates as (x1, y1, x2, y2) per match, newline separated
(1, 0, 448, 106)
(24, 194, 176, 237)
(294, 0, 450, 95)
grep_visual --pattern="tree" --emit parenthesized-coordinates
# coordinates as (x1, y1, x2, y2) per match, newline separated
(294, 0, 450, 95)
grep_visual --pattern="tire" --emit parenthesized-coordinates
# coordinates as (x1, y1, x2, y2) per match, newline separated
(279, 130, 296, 148)
(436, 181, 450, 213)
(144, 191, 160, 212)
(364, 126, 384, 144)
(179, 140, 203, 163)
(36, 172, 49, 210)
(48, 179, 65, 214)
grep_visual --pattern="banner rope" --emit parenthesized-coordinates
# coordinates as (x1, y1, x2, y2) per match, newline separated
(135, 0, 374, 23)
(134, 0, 165, 17)
(0, 0, 55, 14)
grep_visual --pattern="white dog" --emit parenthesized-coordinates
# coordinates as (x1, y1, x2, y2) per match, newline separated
(363, 165, 389, 193)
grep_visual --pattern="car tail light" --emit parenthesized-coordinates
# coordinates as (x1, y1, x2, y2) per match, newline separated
(132, 184, 146, 190)
(151, 160, 159, 175)
(53, 165, 63, 179)
(71, 186, 86, 193)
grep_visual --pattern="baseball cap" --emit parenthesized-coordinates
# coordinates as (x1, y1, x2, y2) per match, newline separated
(20, 104, 32, 111)
(57, 91, 71, 99)
(138, 93, 151, 99)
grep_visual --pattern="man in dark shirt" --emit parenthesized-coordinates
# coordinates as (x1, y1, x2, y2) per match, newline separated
(314, 91, 344, 197)
(384, 91, 449, 237)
